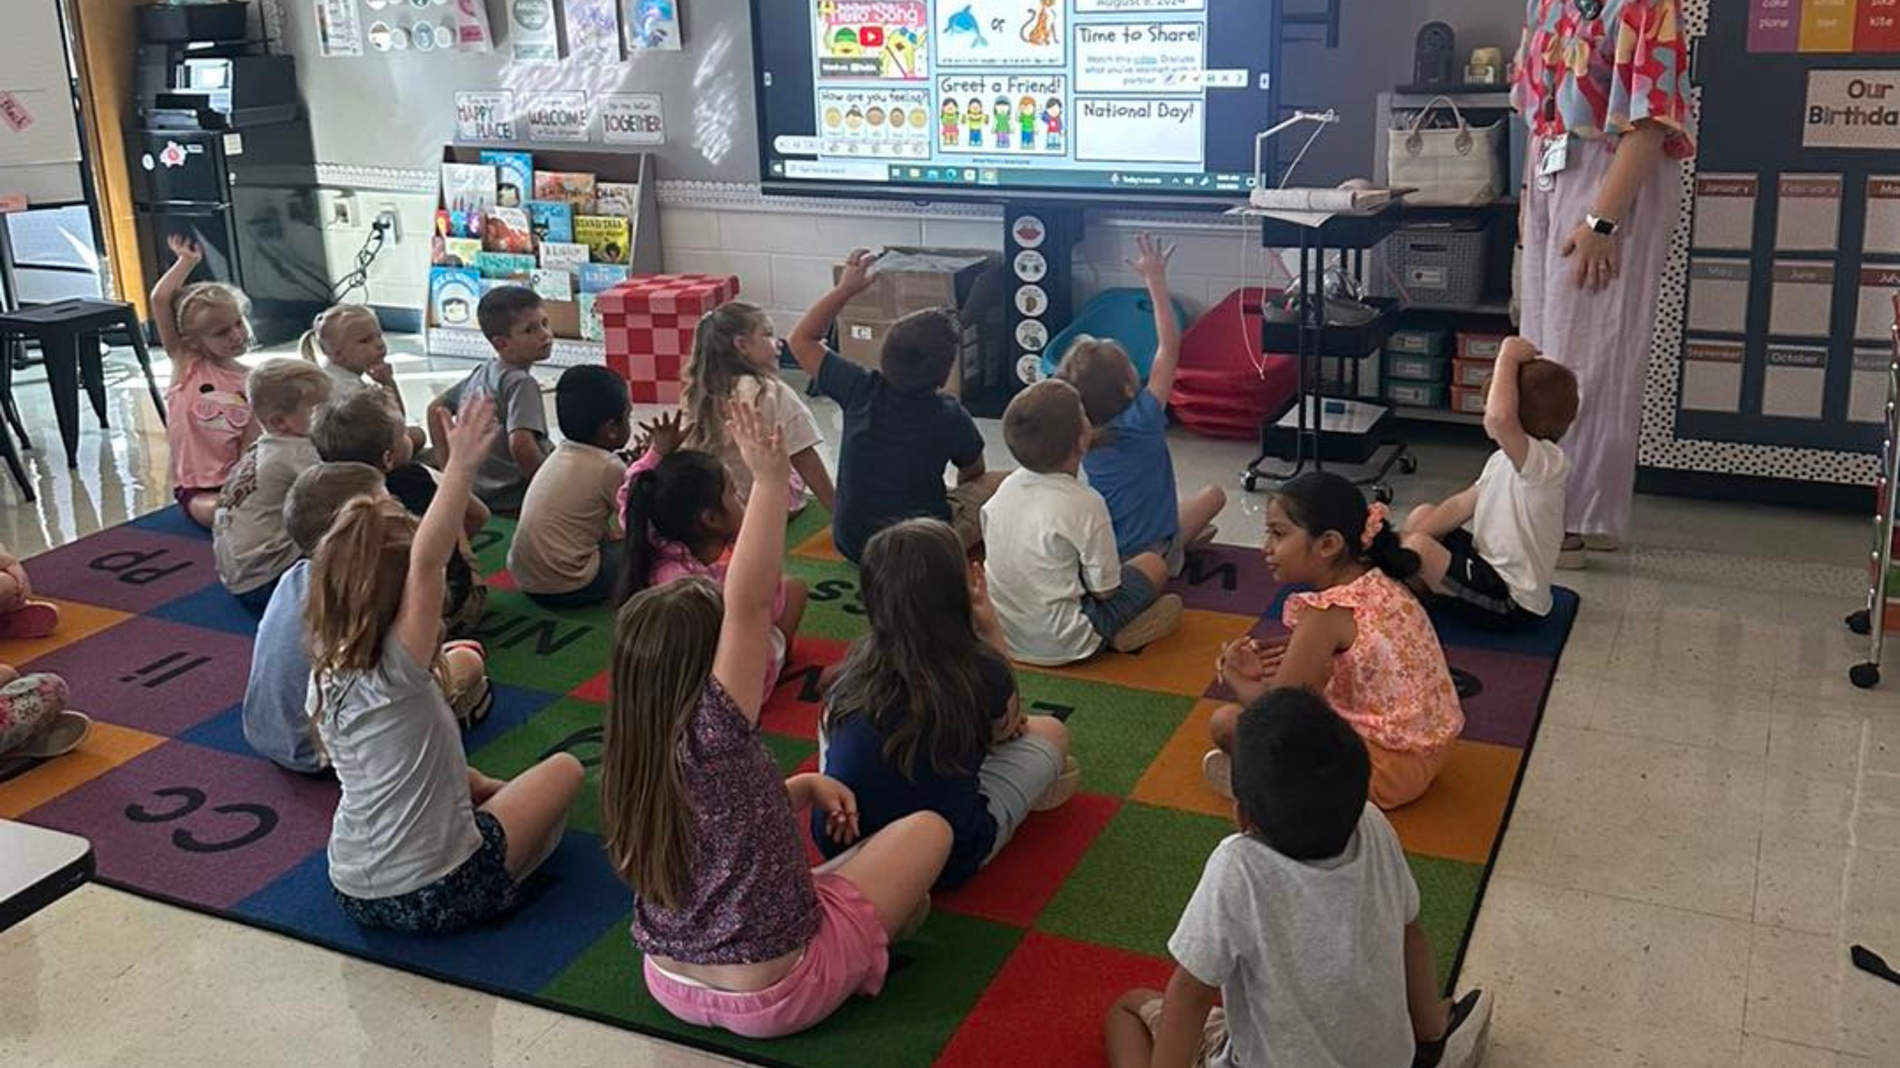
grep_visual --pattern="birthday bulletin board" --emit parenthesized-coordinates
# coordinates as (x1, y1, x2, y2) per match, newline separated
(1674, 1, 1900, 460)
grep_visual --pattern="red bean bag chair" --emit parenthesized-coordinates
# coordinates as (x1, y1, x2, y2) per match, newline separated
(1168, 286, 1299, 440)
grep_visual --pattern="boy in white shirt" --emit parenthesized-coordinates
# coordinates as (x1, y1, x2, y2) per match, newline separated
(1106, 688, 1492, 1068)
(981, 379, 1181, 665)
(1401, 337, 1579, 628)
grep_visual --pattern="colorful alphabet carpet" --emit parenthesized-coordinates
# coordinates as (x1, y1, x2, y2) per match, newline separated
(0, 505, 1575, 1068)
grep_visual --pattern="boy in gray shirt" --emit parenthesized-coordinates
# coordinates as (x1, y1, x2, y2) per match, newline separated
(427, 286, 554, 511)
(1106, 688, 1493, 1068)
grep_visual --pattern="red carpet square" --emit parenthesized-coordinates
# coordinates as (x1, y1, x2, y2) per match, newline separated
(936, 793, 1120, 927)
(935, 932, 1174, 1068)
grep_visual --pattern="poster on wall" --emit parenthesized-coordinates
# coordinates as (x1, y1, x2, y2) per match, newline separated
(566, 0, 622, 63)
(526, 91, 591, 142)
(315, 0, 365, 57)
(509, 0, 563, 61)
(818, 88, 931, 158)
(455, 90, 517, 141)
(601, 93, 666, 144)
(815, 1, 929, 80)
(453, 0, 495, 52)
(625, 0, 682, 50)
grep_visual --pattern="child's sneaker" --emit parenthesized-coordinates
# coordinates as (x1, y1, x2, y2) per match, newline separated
(1413, 988, 1492, 1068)
(1111, 593, 1183, 653)
(1201, 748, 1233, 800)
(1032, 754, 1081, 811)
(0, 601, 60, 640)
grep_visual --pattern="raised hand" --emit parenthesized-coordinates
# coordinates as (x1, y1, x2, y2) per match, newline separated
(445, 394, 498, 475)
(837, 247, 881, 294)
(166, 234, 203, 268)
(1126, 232, 1176, 288)
(637, 409, 685, 458)
(726, 399, 789, 485)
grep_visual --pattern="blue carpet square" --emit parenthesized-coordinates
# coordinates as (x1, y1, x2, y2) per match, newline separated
(149, 583, 264, 637)
(128, 506, 214, 542)
(177, 703, 255, 759)
(463, 684, 565, 752)
(234, 828, 631, 996)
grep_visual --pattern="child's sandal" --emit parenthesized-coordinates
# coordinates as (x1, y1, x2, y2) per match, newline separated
(0, 710, 92, 780)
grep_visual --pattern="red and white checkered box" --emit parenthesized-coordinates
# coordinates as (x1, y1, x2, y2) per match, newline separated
(598, 273, 742, 404)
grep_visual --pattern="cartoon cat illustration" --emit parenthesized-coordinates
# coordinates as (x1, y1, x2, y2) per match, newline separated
(1020, 0, 1055, 46)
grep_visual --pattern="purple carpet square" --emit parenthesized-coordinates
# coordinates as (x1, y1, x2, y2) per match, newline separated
(1166, 545, 1280, 616)
(235, 829, 632, 995)
(149, 582, 266, 637)
(23, 740, 339, 909)
(1444, 646, 1552, 749)
(128, 506, 214, 542)
(25, 525, 217, 614)
(23, 617, 254, 736)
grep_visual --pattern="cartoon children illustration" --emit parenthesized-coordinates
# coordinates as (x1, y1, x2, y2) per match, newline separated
(966, 99, 986, 147)
(1018, 96, 1038, 150)
(941, 100, 961, 147)
(993, 96, 1012, 150)
(1044, 97, 1064, 152)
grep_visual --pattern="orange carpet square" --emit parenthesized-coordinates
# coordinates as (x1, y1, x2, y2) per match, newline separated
(0, 721, 167, 818)
(1385, 740, 1522, 865)
(792, 527, 844, 562)
(1020, 610, 1253, 698)
(2, 598, 134, 667)
(1129, 699, 1233, 819)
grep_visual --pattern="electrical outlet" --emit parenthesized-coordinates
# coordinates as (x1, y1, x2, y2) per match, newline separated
(326, 192, 356, 229)
(375, 206, 401, 242)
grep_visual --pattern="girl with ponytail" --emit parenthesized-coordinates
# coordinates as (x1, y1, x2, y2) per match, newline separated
(1204, 472, 1463, 810)
(614, 412, 808, 701)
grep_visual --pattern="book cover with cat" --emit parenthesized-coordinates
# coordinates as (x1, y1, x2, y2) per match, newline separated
(527, 200, 574, 244)
(480, 150, 536, 207)
(575, 214, 631, 264)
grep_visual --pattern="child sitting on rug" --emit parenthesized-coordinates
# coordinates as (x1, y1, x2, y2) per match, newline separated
(982, 380, 1181, 665)
(310, 389, 488, 637)
(678, 300, 834, 514)
(1107, 688, 1492, 1068)
(600, 401, 951, 1040)
(1401, 337, 1578, 623)
(300, 302, 427, 457)
(0, 541, 86, 774)
(152, 235, 257, 529)
(308, 396, 582, 933)
(0, 538, 59, 640)
(1055, 233, 1225, 577)
(1205, 472, 1463, 810)
(426, 286, 555, 512)
(508, 365, 631, 609)
(787, 249, 999, 560)
(214, 358, 334, 612)
(817, 518, 1077, 891)
(615, 411, 806, 700)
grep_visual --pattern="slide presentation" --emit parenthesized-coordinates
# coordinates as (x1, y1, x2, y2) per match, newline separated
(752, 0, 1279, 198)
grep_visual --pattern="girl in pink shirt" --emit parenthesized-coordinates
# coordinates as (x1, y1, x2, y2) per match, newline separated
(151, 235, 257, 528)
(1207, 472, 1464, 809)
(616, 415, 807, 700)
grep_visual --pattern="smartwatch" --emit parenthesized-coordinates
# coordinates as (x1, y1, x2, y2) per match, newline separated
(1585, 213, 1618, 236)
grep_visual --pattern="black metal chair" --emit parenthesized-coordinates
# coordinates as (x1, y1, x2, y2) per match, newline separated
(0, 299, 167, 470)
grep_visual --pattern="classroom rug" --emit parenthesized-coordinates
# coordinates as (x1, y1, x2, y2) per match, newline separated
(0, 504, 1576, 1068)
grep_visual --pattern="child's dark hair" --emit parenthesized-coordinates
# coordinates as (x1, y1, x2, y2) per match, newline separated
(1002, 379, 1086, 474)
(616, 449, 728, 605)
(1516, 358, 1580, 441)
(477, 285, 543, 340)
(556, 364, 631, 444)
(880, 307, 960, 394)
(310, 389, 403, 467)
(1274, 472, 1420, 582)
(1054, 336, 1138, 429)
(1232, 688, 1369, 861)
(826, 519, 995, 779)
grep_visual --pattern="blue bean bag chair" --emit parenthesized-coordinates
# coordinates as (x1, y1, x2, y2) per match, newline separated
(1039, 287, 1191, 382)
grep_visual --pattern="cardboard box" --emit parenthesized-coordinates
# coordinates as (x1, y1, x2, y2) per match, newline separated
(831, 248, 1005, 398)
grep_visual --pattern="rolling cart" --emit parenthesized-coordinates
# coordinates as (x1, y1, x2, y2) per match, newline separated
(1844, 294, 1900, 688)
(1240, 201, 1416, 501)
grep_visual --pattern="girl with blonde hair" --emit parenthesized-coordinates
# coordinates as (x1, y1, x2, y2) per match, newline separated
(680, 301, 835, 513)
(300, 303, 426, 456)
(151, 235, 257, 527)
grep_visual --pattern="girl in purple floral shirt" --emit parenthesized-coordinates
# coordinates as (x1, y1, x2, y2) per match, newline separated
(599, 401, 951, 1040)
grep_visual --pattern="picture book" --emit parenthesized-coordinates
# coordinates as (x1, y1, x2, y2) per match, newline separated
(539, 241, 591, 273)
(533, 170, 598, 211)
(430, 267, 481, 329)
(578, 292, 605, 341)
(531, 268, 575, 303)
(432, 235, 483, 267)
(527, 200, 574, 244)
(482, 207, 535, 253)
(593, 181, 638, 218)
(435, 208, 481, 240)
(480, 150, 535, 207)
(475, 251, 538, 279)
(625, 0, 681, 51)
(578, 263, 631, 293)
(441, 162, 498, 214)
(575, 214, 631, 264)
(481, 279, 519, 296)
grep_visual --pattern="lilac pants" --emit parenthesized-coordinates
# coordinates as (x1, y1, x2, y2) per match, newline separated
(1520, 135, 1682, 540)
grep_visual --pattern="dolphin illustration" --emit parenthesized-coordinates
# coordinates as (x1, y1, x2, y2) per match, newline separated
(944, 5, 988, 48)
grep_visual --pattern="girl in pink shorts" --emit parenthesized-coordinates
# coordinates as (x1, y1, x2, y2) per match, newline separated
(600, 401, 950, 1040)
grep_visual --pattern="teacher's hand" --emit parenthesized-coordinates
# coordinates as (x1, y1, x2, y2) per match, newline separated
(1562, 224, 1618, 293)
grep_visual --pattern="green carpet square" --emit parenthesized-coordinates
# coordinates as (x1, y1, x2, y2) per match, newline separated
(542, 908, 1021, 1068)
(470, 697, 606, 835)
(786, 503, 833, 550)
(471, 589, 616, 695)
(763, 733, 818, 774)
(1013, 673, 1194, 797)
(785, 557, 868, 642)
(1037, 803, 1232, 955)
(470, 516, 518, 577)
(1409, 854, 1484, 988)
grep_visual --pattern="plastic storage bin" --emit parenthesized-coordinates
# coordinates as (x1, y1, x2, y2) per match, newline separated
(1457, 332, 1509, 360)
(1375, 221, 1489, 308)
(1451, 385, 1489, 415)
(1386, 327, 1447, 356)
(1386, 352, 1450, 382)
(1451, 358, 1495, 388)
(1387, 380, 1449, 408)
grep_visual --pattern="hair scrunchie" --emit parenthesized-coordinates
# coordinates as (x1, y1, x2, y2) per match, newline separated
(1360, 501, 1389, 551)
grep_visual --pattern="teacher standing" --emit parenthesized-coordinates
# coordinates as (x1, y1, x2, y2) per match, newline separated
(1512, 0, 1694, 566)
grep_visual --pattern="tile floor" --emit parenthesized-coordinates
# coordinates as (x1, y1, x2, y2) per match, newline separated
(1, 337, 1896, 1067)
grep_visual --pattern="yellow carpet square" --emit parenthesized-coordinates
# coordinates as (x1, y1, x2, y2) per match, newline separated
(1020, 609, 1253, 698)
(0, 598, 134, 667)
(1129, 698, 1235, 819)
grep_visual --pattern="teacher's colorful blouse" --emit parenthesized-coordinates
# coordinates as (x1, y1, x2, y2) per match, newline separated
(1512, 0, 1695, 159)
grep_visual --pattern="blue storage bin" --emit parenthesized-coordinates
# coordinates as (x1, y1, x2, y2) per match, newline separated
(1039, 287, 1191, 382)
